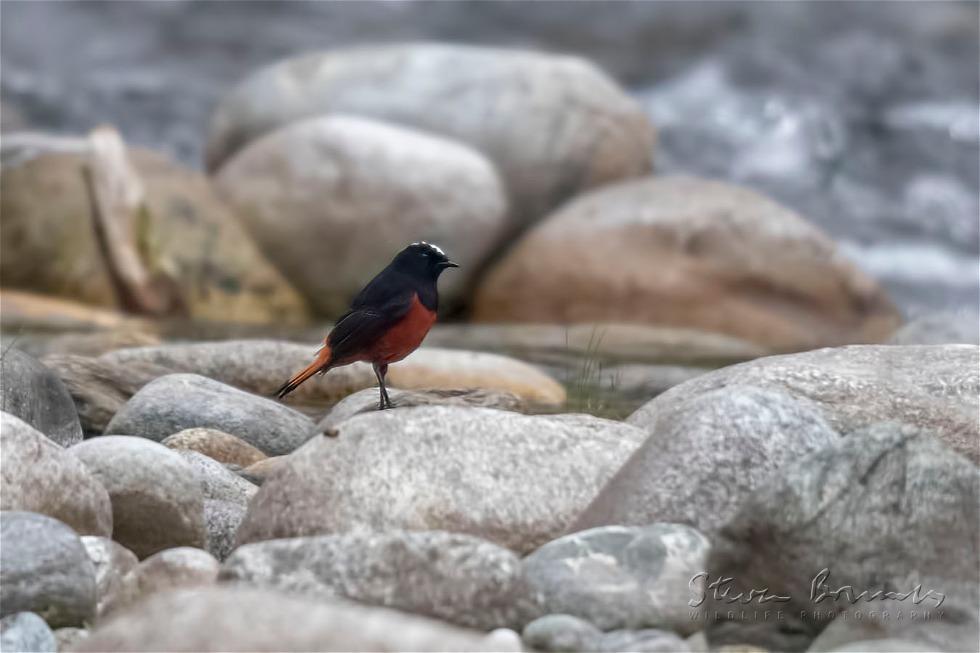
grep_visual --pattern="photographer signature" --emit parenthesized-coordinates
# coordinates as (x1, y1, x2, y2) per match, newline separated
(689, 569, 945, 608)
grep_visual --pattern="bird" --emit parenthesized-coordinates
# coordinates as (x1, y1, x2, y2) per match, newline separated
(275, 242, 458, 410)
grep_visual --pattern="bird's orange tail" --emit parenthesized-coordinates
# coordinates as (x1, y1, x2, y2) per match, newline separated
(275, 345, 332, 399)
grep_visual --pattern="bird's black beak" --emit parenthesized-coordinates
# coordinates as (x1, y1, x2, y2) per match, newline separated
(440, 260, 459, 269)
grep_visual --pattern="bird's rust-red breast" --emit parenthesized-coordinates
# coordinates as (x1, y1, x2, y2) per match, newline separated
(366, 294, 437, 365)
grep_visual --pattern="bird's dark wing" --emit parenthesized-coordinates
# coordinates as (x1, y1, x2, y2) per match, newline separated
(348, 265, 409, 311)
(327, 285, 415, 363)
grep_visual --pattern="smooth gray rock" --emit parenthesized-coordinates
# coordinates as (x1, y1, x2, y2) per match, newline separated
(482, 629, 523, 652)
(214, 115, 508, 315)
(73, 586, 512, 652)
(522, 614, 602, 652)
(236, 406, 647, 553)
(597, 629, 690, 652)
(804, 578, 980, 653)
(103, 547, 219, 616)
(69, 436, 206, 558)
(1, 412, 112, 536)
(807, 612, 971, 653)
(704, 423, 980, 652)
(166, 450, 255, 561)
(202, 499, 247, 562)
(80, 537, 139, 618)
(823, 638, 944, 652)
(0, 348, 82, 446)
(98, 340, 566, 411)
(525, 524, 710, 635)
(104, 373, 316, 456)
(222, 530, 538, 630)
(573, 386, 840, 538)
(0, 512, 96, 627)
(628, 344, 980, 464)
(98, 340, 376, 407)
(206, 43, 653, 228)
(317, 387, 529, 431)
(0, 613, 56, 653)
(171, 449, 257, 505)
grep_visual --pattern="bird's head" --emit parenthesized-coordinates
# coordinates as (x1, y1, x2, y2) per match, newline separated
(391, 241, 459, 279)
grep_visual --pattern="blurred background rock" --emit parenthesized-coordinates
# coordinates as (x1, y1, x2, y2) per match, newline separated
(3, 0, 976, 314)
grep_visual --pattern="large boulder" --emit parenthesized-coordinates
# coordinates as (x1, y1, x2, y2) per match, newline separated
(236, 407, 646, 553)
(473, 176, 901, 351)
(1, 412, 112, 536)
(69, 436, 206, 558)
(627, 344, 980, 464)
(572, 386, 839, 537)
(0, 144, 308, 324)
(214, 115, 507, 315)
(0, 511, 97, 627)
(703, 423, 979, 652)
(0, 348, 82, 446)
(222, 530, 539, 630)
(385, 348, 566, 407)
(524, 524, 710, 635)
(99, 340, 566, 409)
(104, 374, 316, 456)
(74, 586, 512, 652)
(207, 43, 653, 228)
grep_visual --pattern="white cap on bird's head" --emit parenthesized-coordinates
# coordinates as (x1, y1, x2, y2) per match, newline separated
(393, 241, 458, 275)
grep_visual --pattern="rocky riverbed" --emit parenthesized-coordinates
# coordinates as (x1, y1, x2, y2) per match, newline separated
(1, 329, 978, 652)
(1, 3, 978, 652)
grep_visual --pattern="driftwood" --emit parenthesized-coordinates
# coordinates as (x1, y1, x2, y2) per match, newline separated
(81, 125, 185, 316)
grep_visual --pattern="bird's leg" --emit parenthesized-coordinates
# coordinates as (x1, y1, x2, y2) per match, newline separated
(374, 363, 392, 410)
